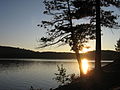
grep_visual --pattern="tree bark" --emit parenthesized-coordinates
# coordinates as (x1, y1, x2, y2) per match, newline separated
(67, 0, 83, 76)
(75, 50, 83, 77)
(95, 0, 102, 71)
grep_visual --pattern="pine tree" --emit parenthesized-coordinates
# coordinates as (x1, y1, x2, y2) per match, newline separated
(115, 38, 120, 52)
(38, 0, 96, 76)
(38, 0, 120, 76)
(73, 0, 120, 71)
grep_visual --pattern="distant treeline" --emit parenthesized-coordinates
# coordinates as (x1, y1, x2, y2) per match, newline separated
(0, 46, 75, 59)
(0, 46, 120, 60)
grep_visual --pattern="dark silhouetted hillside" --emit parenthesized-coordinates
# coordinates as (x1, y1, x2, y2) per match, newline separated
(0, 46, 75, 59)
(0, 46, 120, 60)
(84, 50, 120, 60)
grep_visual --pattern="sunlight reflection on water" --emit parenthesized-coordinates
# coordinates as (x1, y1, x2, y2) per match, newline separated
(0, 59, 112, 90)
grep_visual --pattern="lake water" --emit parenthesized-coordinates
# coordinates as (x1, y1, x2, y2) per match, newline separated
(0, 59, 112, 90)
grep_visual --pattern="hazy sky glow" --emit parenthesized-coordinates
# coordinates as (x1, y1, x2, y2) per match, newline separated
(0, 0, 120, 52)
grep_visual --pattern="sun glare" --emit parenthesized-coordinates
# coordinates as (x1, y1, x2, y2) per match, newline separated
(81, 48, 90, 53)
(82, 59, 89, 74)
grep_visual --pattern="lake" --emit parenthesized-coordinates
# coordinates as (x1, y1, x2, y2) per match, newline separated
(0, 59, 112, 90)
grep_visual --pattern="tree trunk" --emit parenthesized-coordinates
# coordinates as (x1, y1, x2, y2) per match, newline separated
(75, 50, 83, 77)
(95, 0, 102, 71)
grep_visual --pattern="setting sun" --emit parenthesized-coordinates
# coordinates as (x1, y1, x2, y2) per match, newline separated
(81, 59, 89, 74)
(81, 48, 90, 53)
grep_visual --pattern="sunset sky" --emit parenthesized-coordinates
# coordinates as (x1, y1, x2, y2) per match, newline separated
(0, 0, 120, 52)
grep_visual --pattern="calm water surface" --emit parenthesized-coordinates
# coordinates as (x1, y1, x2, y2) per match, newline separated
(0, 59, 112, 90)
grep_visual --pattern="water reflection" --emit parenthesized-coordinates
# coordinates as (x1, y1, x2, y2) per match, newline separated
(0, 59, 112, 90)
(0, 59, 79, 90)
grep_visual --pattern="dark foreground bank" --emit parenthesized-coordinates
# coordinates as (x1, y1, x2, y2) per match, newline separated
(53, 59, 120, 90)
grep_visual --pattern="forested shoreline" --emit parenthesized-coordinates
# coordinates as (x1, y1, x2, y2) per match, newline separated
(0, 46, 119, 60)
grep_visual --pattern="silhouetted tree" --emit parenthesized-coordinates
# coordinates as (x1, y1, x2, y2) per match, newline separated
(53, 64, 79, 86)
(115, 38, 120, 52)
(95, 0, 120, 71)
(95, 0, 120, 72)
(38, 0, 96, 76)
(38, 0, 120, 76)
(73, 0, 120, 72)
